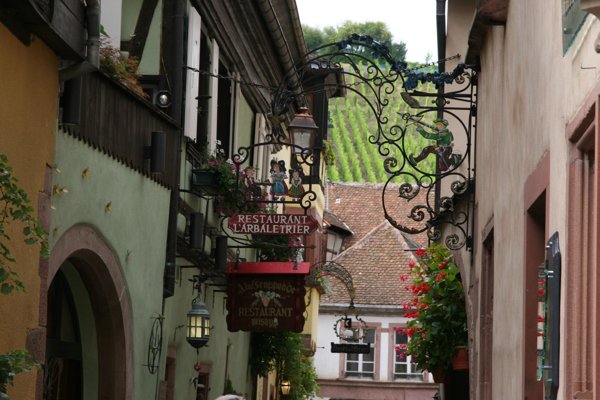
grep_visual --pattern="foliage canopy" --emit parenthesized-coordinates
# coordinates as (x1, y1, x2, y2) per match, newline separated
(303, 21, 407, 62)
(250, 332, 319, 400)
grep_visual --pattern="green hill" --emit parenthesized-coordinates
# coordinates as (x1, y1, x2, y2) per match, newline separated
(325, 67, 437, 183)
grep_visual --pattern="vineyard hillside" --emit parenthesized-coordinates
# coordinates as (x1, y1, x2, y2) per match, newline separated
(326, 66, 436, 184)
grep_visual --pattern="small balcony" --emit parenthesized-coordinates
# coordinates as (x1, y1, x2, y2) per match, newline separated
(60, 71, 180, 188)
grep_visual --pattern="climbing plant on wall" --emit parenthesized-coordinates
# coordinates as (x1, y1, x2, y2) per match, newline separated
(0, 154, 46, 399)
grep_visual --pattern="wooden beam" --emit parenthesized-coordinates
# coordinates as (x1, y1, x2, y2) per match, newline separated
(127, 0, 159, 59)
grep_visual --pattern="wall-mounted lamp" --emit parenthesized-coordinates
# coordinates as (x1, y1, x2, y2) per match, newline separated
(189, 212, 205, 249)
(144, 131, 166, 173)
(280, 380, 291, 396)
(186, 277, 211, 349)
(287, 107, 318, 154)
(215, 235, 228, 271)
(156, 90, 172, 108)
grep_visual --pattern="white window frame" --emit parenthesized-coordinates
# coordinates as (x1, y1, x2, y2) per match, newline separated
(344, 327, 375, 379)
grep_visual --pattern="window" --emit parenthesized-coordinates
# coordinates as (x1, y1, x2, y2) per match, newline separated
(393, 329, 422, 380)
(196, 31, 212, 148)
(325, 230, 344, 261)
(562, 0, 588, 52)
(192, 363, 211, 400)
(216, 61, 233, 157)
(345, 328, 375, 378)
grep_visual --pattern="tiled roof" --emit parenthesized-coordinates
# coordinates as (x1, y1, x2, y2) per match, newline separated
(327, 182, 428, 250)
(323, 210, 353, 234)
(321, 182, 428, 306)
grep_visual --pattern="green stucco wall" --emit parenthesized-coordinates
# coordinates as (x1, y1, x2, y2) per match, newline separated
(162, 269, 254, 400)
(50, 130, 171, 400)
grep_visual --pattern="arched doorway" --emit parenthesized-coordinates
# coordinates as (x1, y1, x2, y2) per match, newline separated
(44, 224, 133, 399)
(45, 268, 83, 399)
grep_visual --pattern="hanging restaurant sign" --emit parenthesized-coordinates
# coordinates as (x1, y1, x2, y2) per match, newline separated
(226, 275, 307, 332)
(227, 212, 319, 235)
(225, 261, 310, 274)
(330, 343, 371, 354)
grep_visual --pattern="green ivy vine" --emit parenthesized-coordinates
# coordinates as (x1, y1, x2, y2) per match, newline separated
(249, 332, 319, 400)
(0, 154, 48, 294)
(0, 154, 46, 398)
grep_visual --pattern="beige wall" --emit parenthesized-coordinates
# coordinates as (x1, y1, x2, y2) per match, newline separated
(0, 23, 58, 399)
(447, 0, 600, 399)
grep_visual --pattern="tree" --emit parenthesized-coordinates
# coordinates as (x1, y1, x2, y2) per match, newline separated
(302, 21, 407, 63)
(302, 25, 327, 52)
(335, 21, 393, 43)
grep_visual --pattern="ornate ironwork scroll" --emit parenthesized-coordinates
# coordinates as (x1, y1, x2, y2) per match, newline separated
(306, 260, 357, 301)
(382, 67, 477, 251)
(226, 34, 477, 249)
(307, 261, 367, 341)
(271, 34, 477, 250)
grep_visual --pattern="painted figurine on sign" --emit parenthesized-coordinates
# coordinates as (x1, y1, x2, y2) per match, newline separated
(408, 118, 461, 172)
(243, 166, 263, 200)
(270, 159, 288, 200)
(287, 169, 304, 199)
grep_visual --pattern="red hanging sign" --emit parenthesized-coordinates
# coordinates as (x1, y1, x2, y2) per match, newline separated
(227, 213, 319, 235)
(226, 275, 307, 332)
(225, 261, 310, 274)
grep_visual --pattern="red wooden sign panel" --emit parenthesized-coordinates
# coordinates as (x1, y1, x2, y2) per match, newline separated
(227, 213, 319, 235)
(225, 261, 310, 274)
(226, 275, 307, 333)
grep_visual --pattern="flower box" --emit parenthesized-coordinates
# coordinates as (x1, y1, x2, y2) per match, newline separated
(191, 169, 219, 195)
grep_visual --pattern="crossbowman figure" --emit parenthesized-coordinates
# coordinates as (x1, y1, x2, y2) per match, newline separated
(409, 118, 461, 172)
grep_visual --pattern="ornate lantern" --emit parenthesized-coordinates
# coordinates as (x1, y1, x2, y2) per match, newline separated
(287, 107, 318, 154)
(186, 292, 211, 349)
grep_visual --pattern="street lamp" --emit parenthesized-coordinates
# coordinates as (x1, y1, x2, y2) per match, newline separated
(287, 106, 318, 154)
(186, 283, 211, 349)
(280, 380, 291, 396)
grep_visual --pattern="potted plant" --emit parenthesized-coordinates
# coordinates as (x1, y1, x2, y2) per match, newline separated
(396, 242, 468, 381)
(190, 146, 268, 213)
(191, 147, 301, 262)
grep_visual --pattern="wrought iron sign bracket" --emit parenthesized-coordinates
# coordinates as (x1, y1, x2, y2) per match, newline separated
(202, 34, 478, 250)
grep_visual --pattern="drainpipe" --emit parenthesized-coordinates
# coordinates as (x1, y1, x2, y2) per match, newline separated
(59, 0, 100, 81)
(163, 0, 185, 298)
(325, 179, 330, 211)
(256, 0, 302, 107)
(434, 0, 447, 216)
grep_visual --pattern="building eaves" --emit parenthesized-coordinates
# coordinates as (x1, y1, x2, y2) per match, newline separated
(323, 210, 353, 235)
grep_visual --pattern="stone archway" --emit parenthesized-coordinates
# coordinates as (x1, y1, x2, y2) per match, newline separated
(45, 224, 133, 400)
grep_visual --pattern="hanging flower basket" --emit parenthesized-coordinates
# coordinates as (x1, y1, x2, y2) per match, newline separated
(451, 346, 469, 370)
(191, 168, 217, 187)
(396, 243, 468, 375)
